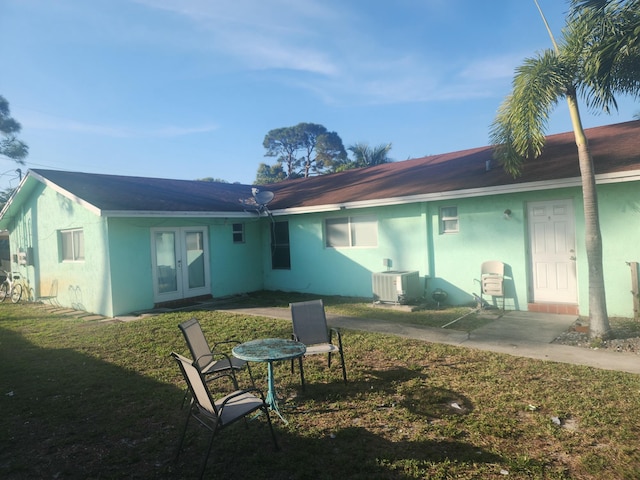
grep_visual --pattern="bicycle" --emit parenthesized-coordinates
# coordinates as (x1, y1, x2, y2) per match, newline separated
(0, 270, 23, 303)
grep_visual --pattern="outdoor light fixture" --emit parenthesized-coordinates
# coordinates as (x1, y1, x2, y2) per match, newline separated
(503, 209, 512, 219)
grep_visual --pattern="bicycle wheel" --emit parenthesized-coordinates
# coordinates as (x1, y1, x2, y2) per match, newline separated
(0, 283, 8, 302)
(11, 283, 22, 303)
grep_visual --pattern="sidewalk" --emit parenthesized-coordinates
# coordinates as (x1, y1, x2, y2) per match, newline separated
(216, 306, 640, 375)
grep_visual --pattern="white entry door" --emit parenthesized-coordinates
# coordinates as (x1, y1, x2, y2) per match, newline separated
(151, 227, 210, 302)
(527, 199, 578, 304)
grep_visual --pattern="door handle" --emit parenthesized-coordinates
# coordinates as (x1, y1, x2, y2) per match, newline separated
(569, 256, 576, 261)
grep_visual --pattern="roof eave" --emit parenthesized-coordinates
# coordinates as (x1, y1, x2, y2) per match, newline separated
(0, 174, 37, 229)
(28, 170, 103, 216)
(269, 169, 640, 216)
(100, 210, 264, 218)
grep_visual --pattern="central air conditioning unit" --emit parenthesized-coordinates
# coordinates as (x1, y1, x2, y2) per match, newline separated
(372, 270, 421, 304)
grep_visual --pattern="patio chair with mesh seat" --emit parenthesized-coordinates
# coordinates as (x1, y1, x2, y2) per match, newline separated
(178, 318, 255, 390)
(290, 299, 347, 390)
(171, 352, 279, 479)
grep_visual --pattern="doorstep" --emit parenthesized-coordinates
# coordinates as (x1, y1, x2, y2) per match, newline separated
(528, 303, 579, 315)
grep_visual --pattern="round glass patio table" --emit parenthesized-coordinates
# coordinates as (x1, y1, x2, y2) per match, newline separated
(232, 338, 306, 423)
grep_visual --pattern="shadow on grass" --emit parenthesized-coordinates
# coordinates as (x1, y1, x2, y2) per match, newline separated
(210, 366, 496, 479)
(175, 413, 502, 480)
(0, 326, 184, 479)
(1, 324, 501, 479)
(198, 425, 505, 480)
(299, 366, 475, 418)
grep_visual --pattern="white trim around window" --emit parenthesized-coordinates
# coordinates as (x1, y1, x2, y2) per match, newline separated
(440, 206, 459, 233)
(232, 223, 245, 243)
(60, 228, 85, 262)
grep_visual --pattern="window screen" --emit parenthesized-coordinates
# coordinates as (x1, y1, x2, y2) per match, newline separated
(60, 228, 85, 261)
(325, 215, 378, 247)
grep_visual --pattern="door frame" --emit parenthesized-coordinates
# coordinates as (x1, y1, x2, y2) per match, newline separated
(150, 226, 210, 303)
(526, 198, 578, 305)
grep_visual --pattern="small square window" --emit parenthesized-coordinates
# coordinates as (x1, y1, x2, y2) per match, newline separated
(440, 206, 458, 233)
(232, 223, 244, 243)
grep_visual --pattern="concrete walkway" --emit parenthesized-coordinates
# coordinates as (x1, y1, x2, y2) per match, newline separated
(216, 306, 640, 375)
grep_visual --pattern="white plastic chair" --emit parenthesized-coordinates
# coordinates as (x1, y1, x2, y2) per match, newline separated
(480, 260, 505, 310)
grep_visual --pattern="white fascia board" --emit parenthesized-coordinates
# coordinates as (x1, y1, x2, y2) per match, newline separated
(594, 169, 640, 185)
(30, 171, 103, 216)
(100, 210, 260, 218)
(269, 170, 640, 216)
(0, 184, 21, 220)
(0, 171, 35, 220)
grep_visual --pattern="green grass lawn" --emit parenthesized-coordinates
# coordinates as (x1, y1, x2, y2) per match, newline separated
(1, 300, 639, 479)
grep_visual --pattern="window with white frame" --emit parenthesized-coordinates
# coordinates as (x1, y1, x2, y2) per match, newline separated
(325, 215, 378, 247)
(60, 228, 85, 261)
(232, 223, 244, 243)
(440, 206, 459, 233)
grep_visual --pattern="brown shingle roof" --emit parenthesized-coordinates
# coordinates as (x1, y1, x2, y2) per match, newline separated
(26, 120, 640, 215)
(266, 120, 640, 209)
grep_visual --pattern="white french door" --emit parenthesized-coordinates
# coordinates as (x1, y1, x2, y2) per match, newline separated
(527, 199, 578, 304)
(151, 227, 210, 302)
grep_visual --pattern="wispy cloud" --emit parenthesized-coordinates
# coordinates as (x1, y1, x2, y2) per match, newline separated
(132, 0, 342, 76)
(130, 0, 521, 105)
(151, 124, 220, 137)
(459, 54, 527, 82)
(284, 55, 509, 106)
(21, 111, 218, 138)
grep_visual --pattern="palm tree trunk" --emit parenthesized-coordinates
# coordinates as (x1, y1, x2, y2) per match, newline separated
(566, 92, 612, 339)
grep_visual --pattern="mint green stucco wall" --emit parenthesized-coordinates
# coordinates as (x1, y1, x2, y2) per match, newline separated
(427, 193, 530, 309)
(8, 183, 113, 315)
(596, 182, 640, 317)
(261, 181, 640, 318)
(259, 196, 532, 308)
(8, 178, 639, 318)
(262, 204, 430, 297)
(208, 218, 263, 296)
(6, 182, 266, 317)
(105, 218, 154, 316)
(106, 217, 264, 316)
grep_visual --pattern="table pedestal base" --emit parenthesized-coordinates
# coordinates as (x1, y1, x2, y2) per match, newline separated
(265, 361, 289, 424)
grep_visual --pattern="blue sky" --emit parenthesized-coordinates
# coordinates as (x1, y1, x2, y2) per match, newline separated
(1, 0, 637, 190)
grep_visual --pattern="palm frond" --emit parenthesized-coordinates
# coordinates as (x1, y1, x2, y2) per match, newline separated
(570, 0, 611, 17)
(369, 143, 393, 166)
(348, 142, 392, 167)
(490, 51, 572, 176)
(570, 0, 640, 110)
